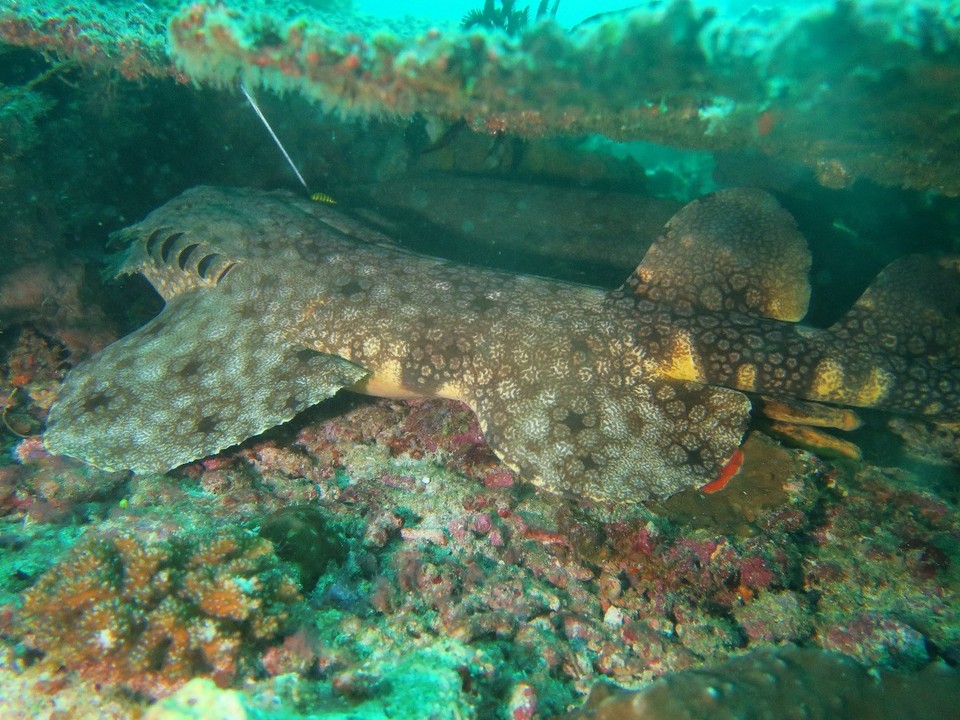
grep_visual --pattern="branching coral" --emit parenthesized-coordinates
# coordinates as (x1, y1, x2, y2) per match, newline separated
(14, 525, 302, 698)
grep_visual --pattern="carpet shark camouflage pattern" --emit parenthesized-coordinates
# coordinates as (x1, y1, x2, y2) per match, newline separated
(44, 186, 960, 503)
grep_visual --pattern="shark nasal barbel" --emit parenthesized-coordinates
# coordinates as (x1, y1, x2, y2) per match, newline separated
(43, 187, 960, 503)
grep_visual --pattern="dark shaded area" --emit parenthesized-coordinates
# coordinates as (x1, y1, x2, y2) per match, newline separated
(3, 45, 960, 338)
(258, 504, 349, 590)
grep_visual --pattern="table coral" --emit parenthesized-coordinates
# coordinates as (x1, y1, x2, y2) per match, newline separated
(14, 525, 301, 698)
(164, 1, 960, 195)
(0, 1, 171, 81)
(3, 1, 960, 192)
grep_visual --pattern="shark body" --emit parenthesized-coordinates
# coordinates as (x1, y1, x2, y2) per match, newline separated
(44, 186, 960, 502)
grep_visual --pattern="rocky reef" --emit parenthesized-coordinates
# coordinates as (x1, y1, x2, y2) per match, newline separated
(0, 0, 959, 718)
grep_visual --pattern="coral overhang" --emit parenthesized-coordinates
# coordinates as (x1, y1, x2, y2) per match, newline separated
(2, 1, 960, 192)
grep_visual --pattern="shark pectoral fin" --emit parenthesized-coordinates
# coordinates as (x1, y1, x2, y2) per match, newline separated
(625, 188, 812, 322)
(472, 377, 751, 503)
(44, 290, 368, 473)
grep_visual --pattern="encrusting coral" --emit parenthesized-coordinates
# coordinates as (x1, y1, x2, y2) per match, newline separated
(4, 1, 960, 193)
(13, 525, 302, 698)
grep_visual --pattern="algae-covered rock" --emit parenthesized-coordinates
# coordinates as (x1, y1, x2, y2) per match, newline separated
(566, 645, 960, 720)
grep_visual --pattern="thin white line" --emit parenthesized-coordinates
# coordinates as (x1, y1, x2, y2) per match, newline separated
(239, 82, 310, 192)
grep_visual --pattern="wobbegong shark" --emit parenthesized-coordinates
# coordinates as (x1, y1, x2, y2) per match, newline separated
(44, 186, 960, 502)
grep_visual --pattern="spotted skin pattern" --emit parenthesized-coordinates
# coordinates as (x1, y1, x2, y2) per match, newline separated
(43, 187, 960, 502)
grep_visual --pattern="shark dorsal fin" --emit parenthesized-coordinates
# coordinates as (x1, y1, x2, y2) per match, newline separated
(816, 254, 960, 416)
(625, 188, 812, 322)
(831, 254, 960, 357)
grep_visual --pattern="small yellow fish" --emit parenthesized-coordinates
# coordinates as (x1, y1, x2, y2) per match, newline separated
(310, 192, 336, 204)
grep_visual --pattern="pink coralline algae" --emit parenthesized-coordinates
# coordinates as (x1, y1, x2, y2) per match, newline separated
(1, 274, 957, 717)
(4, 381, 959, 716)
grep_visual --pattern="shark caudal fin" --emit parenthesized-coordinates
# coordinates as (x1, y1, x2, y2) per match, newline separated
(818, 255, 960, 418)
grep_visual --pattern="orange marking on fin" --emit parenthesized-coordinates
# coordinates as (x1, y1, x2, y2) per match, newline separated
(700, 448, 743, 494)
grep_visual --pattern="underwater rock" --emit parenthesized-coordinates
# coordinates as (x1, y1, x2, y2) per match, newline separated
(360, 174, 679, 286)
(144, 678, 248, 720)
(565, 644, 960, 720)
(258, 504, 348, 590)
(888, 417, 960, 466)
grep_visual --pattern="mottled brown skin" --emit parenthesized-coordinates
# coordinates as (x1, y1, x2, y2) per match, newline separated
(43, 187, 960, 503)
